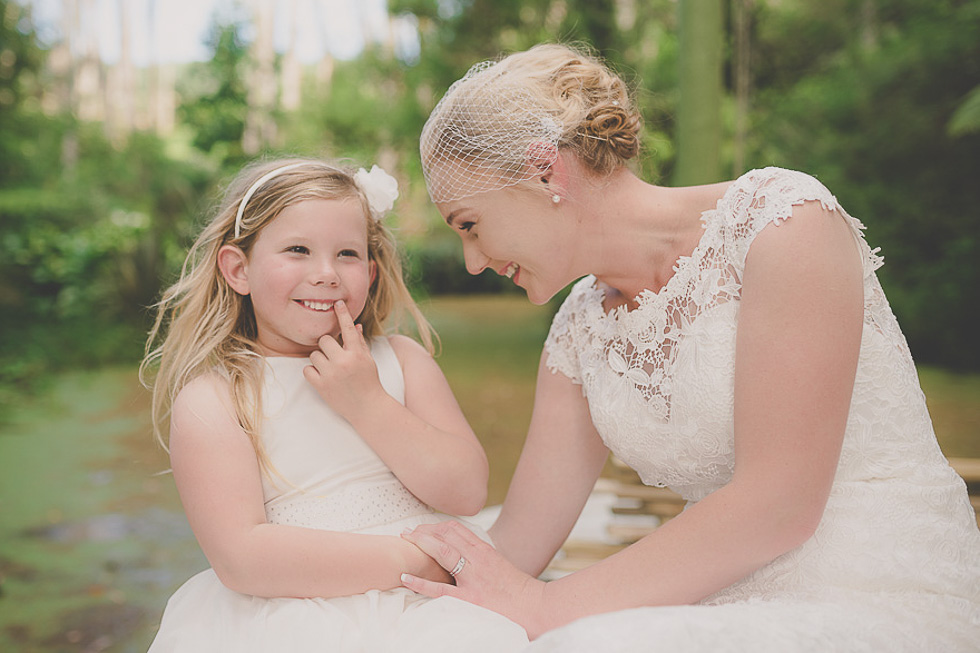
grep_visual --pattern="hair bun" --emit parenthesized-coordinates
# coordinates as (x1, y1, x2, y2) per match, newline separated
(585, 104, 641, 160)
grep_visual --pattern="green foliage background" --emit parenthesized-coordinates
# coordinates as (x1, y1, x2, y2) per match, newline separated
(2, 0, 979, 411)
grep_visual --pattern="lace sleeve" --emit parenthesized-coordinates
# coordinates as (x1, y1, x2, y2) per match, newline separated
(729, 168, 884, 276)
(542, 277, 595, 385)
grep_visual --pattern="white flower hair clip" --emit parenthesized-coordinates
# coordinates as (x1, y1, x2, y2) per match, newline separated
(354, 165, 399, 222)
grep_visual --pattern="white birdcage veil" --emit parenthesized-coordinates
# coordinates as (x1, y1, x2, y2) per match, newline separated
(420, 59, 564, 204)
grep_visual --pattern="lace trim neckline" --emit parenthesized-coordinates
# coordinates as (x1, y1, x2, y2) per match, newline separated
(588, 176, 738, 323)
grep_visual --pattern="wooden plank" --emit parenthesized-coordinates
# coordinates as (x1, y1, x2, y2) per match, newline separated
(948, 457, 980, 484)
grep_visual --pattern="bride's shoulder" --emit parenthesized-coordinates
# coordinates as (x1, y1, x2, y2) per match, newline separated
(731, 167, 836, 204)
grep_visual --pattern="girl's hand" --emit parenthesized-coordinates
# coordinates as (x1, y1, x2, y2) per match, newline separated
(304, 300, 387, 421)
(401, 520, 547, 638)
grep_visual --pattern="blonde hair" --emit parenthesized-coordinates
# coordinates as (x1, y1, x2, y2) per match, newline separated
(420, 43, 643, 203)
(140, 158, 435, 473)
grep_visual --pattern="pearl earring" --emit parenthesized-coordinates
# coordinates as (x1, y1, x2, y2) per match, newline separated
(552, 194, 561, 204)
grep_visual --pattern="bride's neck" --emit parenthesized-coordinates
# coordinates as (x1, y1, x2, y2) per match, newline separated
(575, 171, 718, 302)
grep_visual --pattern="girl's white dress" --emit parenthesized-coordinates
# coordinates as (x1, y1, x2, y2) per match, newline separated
(147, 338, 529, 653)
(530, 168, 980, 652)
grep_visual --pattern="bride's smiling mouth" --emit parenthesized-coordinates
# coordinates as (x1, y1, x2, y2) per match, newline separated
(500, 262, 520, 279)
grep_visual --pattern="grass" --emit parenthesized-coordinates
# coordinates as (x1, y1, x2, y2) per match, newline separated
(422, 295, 554, 504)
(0, 294, 976, 652)
(917, 366, 980, 458)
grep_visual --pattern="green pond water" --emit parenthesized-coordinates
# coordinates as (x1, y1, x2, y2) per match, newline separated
(0, 367, 206, 652)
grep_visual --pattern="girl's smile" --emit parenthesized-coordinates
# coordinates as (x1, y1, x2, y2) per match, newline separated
(297, 299, 338, 312)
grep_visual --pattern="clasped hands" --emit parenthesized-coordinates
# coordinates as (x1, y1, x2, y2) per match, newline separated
(401, 520, 548, 638)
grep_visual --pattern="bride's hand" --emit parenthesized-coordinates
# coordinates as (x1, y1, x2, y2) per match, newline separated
(399, 537, 453, 585)
(401, 521, 548, 637)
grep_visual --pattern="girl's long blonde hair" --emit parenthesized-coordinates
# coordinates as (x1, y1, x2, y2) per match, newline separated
(139, 158, 434, 472)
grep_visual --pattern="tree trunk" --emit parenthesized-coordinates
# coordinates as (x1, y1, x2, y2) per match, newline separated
(674, 0, 724, 186)
(732, 0, 752, 176)
(106, 0, 134, 142)
(281, 0, 302, 111)
(75, 0, 103, 122)
(243, 0, 277, 154)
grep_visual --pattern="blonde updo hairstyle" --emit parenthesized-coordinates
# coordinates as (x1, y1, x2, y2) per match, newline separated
(141, 158, 433, 476)
(420, 43, 643, 203)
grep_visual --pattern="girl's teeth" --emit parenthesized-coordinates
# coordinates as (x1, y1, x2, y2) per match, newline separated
(504, 263, 518, 278)
(302, 300, 334, 311)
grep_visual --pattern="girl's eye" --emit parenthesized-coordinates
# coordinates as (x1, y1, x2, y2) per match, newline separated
(459, 221, 475, 233)
(339, 249, 361, 258)
(287, 245, 309, 254)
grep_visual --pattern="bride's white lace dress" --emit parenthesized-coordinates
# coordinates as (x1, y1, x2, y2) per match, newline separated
(530, 168, 980, 651)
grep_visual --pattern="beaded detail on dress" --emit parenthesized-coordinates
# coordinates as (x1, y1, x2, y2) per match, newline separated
(266, 480, 432, 532)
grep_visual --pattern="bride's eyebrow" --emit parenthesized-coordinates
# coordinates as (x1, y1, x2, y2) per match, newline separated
(445, 208, 475, 228)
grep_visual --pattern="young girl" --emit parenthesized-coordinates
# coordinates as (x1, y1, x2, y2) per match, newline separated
(139, 158, 529, 652)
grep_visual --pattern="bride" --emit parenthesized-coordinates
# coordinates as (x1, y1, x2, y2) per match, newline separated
(400, 43, 980, 650)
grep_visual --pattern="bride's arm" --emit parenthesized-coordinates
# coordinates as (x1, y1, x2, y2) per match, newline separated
(404, 201, 864, 637)
(527, 201, 864, 627)
(489, 350, 609, 576)
(169, 374, 448, 599)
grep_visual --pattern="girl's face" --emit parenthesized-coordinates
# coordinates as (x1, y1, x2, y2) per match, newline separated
(221, 198, 375, 357)
(439, 185, 571, 305)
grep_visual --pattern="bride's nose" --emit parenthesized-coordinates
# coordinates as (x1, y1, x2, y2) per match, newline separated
(462, 240, 490, 275)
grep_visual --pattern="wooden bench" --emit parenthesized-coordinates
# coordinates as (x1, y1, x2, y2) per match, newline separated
(949, 457, 980, 523)
(545, 456, 980, 577)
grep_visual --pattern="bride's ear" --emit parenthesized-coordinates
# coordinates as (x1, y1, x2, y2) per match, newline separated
(524, 142, 568, 197)
(525, 141, 558, 175)
(218, 244, 251, 296)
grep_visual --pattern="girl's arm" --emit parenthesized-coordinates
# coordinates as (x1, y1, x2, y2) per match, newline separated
(170, 373, 450, 599)
(305, 301, 489, 516)
(404, 201, 864, 638)
(489, 350, 610, 576)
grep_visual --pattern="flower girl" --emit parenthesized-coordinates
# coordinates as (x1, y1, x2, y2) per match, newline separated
(140, 158, 529, 652)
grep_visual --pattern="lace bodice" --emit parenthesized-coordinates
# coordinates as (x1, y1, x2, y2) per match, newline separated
(542, 167, 980, 620)
(544, 168, 951, 500)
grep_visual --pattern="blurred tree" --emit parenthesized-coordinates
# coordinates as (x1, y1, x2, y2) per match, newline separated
(242, 0, 277, 154)
(749, 0, 980, 369)
(0, 3, 212, 404)
(948, 85, 980, 137)
(0, 0, 47, 186)
(674, 0, 723, 184)
(177, 18, 251, 164)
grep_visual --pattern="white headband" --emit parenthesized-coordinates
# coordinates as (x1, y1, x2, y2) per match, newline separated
(234, 163, 306, 238)
(233, 163, 399, 238)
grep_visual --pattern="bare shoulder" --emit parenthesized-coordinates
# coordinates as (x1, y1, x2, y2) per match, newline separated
(174, 371, 234, 411)
(170, 371, 242, 442)
(750, 199, 860, 270)
(385, 334, 438, 375)
(742, 199, 864, 323)
(387, 334, 432, 364)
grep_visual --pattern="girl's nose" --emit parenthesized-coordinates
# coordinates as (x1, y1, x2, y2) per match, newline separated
(462, 240, 490, 275)
(312, 259, 341, 286)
